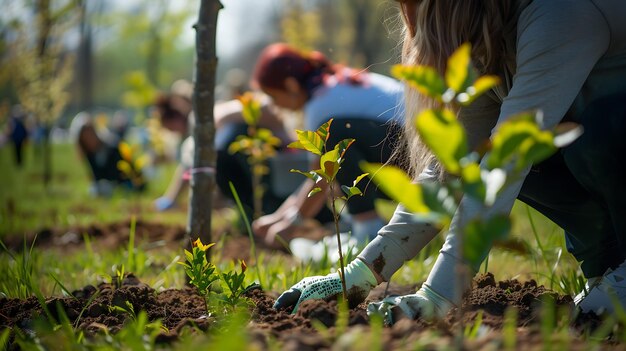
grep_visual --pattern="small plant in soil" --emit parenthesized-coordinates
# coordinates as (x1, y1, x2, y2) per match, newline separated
(179, 238, 254, 312)
(228, 92, 282, 219)
(219, 260, 253, 308)
(288, 118, 369, 302)
(178, 239, 220, 311)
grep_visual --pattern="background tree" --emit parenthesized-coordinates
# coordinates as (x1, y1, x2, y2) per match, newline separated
(281, 0, 400, 74)
(7, 0, 77, 187)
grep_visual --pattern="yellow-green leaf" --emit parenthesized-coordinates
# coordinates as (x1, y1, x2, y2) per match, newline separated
(320, 148, 340, 181)
(134, 155, 149, 171)
(361, 162, 429, 214)
(238, 92, 262, 126)
(308, 187, 322, 197)
(117, 160, 132, 175)
(316, 118, 333, 142)
(487, 112, 545, 169)
(457, 75, 500, 105)
(391, 64, 447, 101)
(352, 173, 369, 187)
(415, 108, 468, 174)
(333, 138, 354, 161)
(445, 43, 472, 93)
(288, 130, 324, 155)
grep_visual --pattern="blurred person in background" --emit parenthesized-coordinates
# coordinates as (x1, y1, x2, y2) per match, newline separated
(5, 105, 29, 168)
(69, 111, 140, 197)
(250, 43, 406, 248)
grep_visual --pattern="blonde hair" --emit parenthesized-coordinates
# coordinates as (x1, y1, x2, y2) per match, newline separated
(399, 0, 516, 178)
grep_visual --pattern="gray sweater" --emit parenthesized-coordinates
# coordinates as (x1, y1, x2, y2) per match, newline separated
(359, 0, 626, 301)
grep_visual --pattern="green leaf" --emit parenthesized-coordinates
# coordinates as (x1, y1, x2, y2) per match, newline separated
(333, 138, 355, 162)
(361, 162, 429, 214)
(457, 75, 500, 106)
(352, 173, 369, 187)
(460, 162, 486, 202)
(316, 118, 333, 143)
(516, 133, 556, 171)
(391, 64, 447, 101)
(320, 148, 341, 181)
(308, 187, 322, 197)
(445, 43, 472, 93)
(238, 92, 262, 126)
(415, 108, 468, 174)
(288, 130, 324, 155)
(487, 111, 557, 170)
(341, 185, 363, 198)
(290, 169, 322, 183)
(464, 215, 511, 266)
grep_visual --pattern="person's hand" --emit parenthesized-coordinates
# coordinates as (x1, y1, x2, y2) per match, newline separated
(366, 285, 453, 325)
(252, 212, 282, 238)
(274, 259, 378, 313)
(154, 196, 176, 211)
(255, 207, 304, 248)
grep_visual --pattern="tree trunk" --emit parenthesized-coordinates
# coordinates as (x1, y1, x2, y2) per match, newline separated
(77, 0, 93, 111)
(187, 0, 222, 254)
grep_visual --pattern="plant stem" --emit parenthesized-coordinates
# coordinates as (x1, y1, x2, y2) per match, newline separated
(252, 164, 263, 220)
(330, 183, 348, 302)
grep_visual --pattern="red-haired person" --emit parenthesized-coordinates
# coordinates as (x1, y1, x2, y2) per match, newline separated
(250, 43, 406, 248)
(273, 1, 626, 321)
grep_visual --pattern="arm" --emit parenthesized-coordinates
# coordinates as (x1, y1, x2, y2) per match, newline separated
(426, 1, 610, 303)
(253, 177, 329, 245)
(154, 164, 188, 211)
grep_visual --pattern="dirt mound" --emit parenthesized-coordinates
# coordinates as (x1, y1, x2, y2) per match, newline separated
(1, 273, 615, 350)
(3, 220, 188, 252)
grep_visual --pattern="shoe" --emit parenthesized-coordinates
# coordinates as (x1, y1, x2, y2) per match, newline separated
(578, 263, 626, 315)
(573, 276, 602, 305)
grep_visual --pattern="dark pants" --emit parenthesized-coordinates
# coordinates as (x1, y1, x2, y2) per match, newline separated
(215, 123, 334, 222)
(12, 140, 24, 167)
(518, 94, 626, 277)
(326, 118, 404, 215)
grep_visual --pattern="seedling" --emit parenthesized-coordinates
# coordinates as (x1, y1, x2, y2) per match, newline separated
(288, 118, 369, 302)
(178, 238, 220, 311)
(219, 260, 254, 308)
(228, 92, 282, 219)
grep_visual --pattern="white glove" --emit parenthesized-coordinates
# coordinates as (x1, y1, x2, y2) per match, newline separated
(367, 284, 453, 325)
(273, 259, 378, 313)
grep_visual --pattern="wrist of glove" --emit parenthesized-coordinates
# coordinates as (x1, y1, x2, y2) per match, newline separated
(273, 259, 378, 313)
(367, 284, 454, 325)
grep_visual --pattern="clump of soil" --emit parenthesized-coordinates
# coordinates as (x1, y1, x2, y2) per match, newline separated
(4, 220, 188, 252)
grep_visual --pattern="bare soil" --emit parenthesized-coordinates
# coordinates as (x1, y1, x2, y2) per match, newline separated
(1, 221, 622, 350)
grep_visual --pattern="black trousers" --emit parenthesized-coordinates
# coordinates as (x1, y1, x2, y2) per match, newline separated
(518, 93, 626, 277)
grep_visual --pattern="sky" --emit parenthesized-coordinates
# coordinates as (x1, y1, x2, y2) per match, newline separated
(111, 0, 281, 58)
